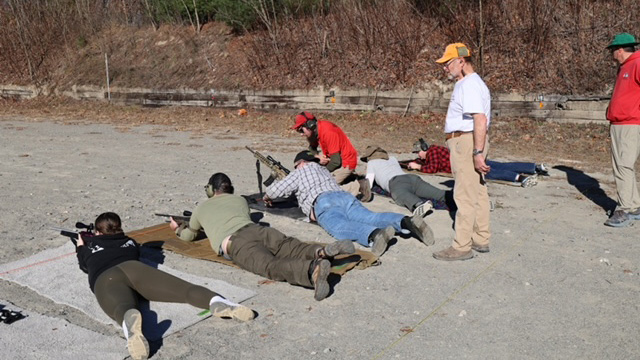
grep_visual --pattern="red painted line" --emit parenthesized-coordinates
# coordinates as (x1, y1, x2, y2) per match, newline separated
(0, 225, 168, 276)
(0, 252, 75, 276)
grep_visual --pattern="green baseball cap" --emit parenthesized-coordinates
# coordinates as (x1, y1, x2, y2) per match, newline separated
(607, 33, 639, 49)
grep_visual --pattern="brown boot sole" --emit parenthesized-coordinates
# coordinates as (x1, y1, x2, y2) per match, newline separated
(472, 245, 490, 253)
(313, 259, 331, 301)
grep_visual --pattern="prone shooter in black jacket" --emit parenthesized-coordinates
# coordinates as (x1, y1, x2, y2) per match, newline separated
(76, 212, 255, 360)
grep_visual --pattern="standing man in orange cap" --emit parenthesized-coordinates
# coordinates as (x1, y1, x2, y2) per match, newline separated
(604, 32, 640, 227)
(431, 43, 492, 261)
(291, 111, 371, 201)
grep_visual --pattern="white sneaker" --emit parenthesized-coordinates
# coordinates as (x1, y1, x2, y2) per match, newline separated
(210, 296, 255, 322)
(412, 200, 433, 218)
(535, 163, 549, 175)
(521, 174, 538, 188)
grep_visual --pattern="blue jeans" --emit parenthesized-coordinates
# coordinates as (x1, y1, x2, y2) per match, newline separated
(314, 191, 405, 247)
(485, 160, 535, 182)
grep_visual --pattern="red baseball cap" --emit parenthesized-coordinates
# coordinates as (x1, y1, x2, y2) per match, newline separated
(291, 111, 316, 130)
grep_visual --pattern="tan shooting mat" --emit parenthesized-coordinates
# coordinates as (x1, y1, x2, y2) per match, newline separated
(128, 223, 379, 275)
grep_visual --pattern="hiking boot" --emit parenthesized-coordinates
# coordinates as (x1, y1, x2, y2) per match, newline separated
(311, 258, 331, 301)
(432, 246, 474, 261)
(402, 215, 435, 246)
(471, 244, 490, 253)
(357, 179, 373, 202)
(604, 209, 632, 228)
(210, 297, 255, 322)
(370, 226, 395, 257)
(629, 208, 640, 220)
(319, 240, 356, 258)
(123, 309, 149, 360)
(521, 174, 538, 188)
(535, 163, 550, 176)
(412, 200, 433, 218)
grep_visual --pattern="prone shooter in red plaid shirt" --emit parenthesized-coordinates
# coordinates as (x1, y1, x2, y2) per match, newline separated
(401, 138, 452, 174)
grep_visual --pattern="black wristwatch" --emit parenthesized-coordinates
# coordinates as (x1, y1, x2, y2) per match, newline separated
(472, 149, 484, 156)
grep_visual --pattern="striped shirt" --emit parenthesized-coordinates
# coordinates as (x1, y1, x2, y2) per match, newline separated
(266, 162, 342, 217)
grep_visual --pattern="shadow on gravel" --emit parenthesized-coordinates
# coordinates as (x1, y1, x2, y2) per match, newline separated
(554, 165, 617, 214)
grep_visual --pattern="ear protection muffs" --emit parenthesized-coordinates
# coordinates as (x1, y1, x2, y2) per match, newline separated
(418, 138, 429, 151)
(299, 112, 317, 132)
(205, 184, 214, 198)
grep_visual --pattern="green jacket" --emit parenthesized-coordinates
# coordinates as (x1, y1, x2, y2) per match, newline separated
(176, 193, 252, 253)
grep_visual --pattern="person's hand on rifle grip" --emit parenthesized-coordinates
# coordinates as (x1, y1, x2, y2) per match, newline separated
(262, 195, 273, 207)
(77, 234, 85, 247)
(169, 217, 180, 231)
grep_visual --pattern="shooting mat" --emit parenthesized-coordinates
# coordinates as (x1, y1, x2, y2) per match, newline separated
(129, 223, 379, 273)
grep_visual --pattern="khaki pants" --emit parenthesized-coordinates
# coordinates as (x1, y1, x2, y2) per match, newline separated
(447, 134, 490, 251)
(332, 166, 360, 196)
(610, 124, 640, 211)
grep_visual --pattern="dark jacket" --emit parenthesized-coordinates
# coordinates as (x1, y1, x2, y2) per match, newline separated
(76, 232, 140, 292)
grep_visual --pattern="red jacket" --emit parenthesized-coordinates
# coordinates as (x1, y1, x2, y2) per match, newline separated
(317, 120, 358, 169)
(607, 51, 640, 125)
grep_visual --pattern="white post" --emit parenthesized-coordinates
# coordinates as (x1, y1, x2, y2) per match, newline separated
(104, 53, 111, 101)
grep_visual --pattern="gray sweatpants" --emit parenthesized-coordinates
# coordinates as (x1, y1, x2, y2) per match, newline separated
(94, 260, 217, 324)
(389, 174, 446, 211)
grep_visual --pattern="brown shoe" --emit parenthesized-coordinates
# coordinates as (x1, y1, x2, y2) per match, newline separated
(370, 226, 395, 257)
(472, 244, 490, 253)
(357, 179, 373, 202)
(432, 246, 474, 261)
(319, 240, 356, 258)
(311, 259, 331, 301)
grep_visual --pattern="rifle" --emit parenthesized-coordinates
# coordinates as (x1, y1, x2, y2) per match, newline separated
(155, 211, 192, 223)
(398, 159, 412, 169)
(245, 146, 290, 194)
(50, 222, 94, 246)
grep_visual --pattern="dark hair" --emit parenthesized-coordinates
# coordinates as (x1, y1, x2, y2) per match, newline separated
(95, 212, 123, 234)
(209, 172, 234, 194)
(610, 45, 635, 53)
(622, 45, 636, 52)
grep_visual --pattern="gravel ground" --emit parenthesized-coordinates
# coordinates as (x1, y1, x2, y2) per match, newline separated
(1, 117, 638, 359)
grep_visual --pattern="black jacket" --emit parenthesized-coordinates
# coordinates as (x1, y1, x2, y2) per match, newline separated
(76, 232, 140, 292)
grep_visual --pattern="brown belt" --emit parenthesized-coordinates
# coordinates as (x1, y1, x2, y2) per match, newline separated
(445, 131, 472, 140)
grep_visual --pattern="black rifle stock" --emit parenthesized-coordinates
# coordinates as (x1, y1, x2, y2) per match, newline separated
(245, 146, 290, 188)
(51, 222, 94, 246)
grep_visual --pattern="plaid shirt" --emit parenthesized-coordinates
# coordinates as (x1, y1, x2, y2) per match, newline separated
(415, 145, 451, 174)
(266, 162, 342, 218)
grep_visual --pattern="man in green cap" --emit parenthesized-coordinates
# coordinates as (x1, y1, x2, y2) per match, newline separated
(604, 33, 640, 227)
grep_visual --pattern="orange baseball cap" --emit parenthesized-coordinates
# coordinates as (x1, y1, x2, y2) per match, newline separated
(435, 43, 471, 64)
